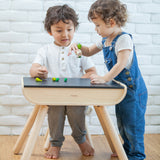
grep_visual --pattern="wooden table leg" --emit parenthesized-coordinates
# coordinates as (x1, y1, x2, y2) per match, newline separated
(94, 106, 128, 160)
(21, 105, 48, 160)
(13, 105, 39, 154)
(85, 122, 94, 148)
(44, 129, 50, 151)
(44, 128, 49, 142)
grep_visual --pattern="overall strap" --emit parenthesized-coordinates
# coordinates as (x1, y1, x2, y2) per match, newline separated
(102, 37, 107, 46)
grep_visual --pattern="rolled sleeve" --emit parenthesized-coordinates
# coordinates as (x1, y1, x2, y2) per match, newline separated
(33, 48, 46, 66)
(81, 56, 95, 71)
(96, 40, 103, 50)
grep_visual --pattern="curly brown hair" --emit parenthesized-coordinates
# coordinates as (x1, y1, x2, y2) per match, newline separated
(44, 4, 79, 33)
(88, 0, 128, 27)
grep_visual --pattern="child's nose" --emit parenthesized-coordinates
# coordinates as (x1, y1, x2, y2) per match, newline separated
(62, 31, 68, 37)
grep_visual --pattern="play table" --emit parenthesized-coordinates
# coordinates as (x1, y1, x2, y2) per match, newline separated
(13, 77, 128, 160)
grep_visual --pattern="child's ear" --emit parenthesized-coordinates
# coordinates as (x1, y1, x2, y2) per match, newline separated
(109, 19, 116, 27)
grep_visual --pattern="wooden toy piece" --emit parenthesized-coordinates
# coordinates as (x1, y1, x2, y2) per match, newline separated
(64, 78, 67, 82)
(52, 77, 56, 81)
(55, 78, 59, 82)
(35, 77, 42, 82)
(76, 43, 82, 58)
(77, 43, 82, 49)
(52, 77, 59, 82)
(76, 49, 82, 58)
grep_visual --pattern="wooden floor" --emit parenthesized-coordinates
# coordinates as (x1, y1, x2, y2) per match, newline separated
(0, 134, 159, 160)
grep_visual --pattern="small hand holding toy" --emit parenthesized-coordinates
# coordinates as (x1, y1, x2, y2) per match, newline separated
(76, 43, 82, 58)
(75, 49, 82, 58)
(68, 43, 82, 58)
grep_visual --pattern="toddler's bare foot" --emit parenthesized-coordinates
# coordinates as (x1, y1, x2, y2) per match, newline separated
(111, 152, 118, 157)
(78, 141, 94, 156)
(44, 146, 61, 159)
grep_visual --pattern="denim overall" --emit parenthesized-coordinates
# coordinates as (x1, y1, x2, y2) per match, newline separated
(102, 32, 148, 160)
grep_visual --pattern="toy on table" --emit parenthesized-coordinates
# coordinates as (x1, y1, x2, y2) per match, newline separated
(64, 78, 67, 82)
(52, 77, 59, 82)
(52, 77, 56, 81)
(35, 77, 68, 83)
(76, 43, 82, 58)
(56, 78, 59, 82)
(35, 77, 42, 82)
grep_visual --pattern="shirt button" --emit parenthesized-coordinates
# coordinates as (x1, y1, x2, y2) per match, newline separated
(62, 51, 64, 54)
(62, 57, 64, 60)
(62, 47, 64, 49)
(125, 71, 130, 75)
(127, 77, 132, 81)
(129, 85, 133, 88)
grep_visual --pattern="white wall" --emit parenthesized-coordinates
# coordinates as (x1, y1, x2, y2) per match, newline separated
(0, 0, 160, 135)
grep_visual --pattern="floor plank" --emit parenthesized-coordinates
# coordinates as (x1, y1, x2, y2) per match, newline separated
(0, 134, 159, 160)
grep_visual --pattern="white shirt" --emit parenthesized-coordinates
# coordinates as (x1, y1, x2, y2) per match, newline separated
(96, 34, 133, 69)
(33, 43, 95, 78)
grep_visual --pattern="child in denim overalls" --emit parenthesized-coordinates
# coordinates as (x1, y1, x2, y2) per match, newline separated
(69, 0, 148, 159)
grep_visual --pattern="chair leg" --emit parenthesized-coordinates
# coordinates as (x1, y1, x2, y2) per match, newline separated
(13, 105, 39, 154)
(44, 128, 49, 142)
(94, 105, 128, 160)
(21, 105, 48, 160)
(44, 129, 50, 151)
(85, 122, 94, 148)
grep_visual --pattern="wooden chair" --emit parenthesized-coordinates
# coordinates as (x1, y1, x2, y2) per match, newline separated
(13, 105, 93, 154)
(43, 106, 94, 151)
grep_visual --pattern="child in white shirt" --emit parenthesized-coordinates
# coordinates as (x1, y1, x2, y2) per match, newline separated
(30, 4, 96, 159)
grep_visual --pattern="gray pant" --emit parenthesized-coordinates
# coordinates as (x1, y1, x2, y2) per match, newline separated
(48, 105, 86, 147)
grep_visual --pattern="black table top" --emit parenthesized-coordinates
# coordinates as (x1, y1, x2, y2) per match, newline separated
(23, 77, 124, 89)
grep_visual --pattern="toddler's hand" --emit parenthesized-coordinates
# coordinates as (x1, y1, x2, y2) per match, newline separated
(68, 43, 79, 56)
(90, 74, 106, 84)
(37, 66, 48, 79)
